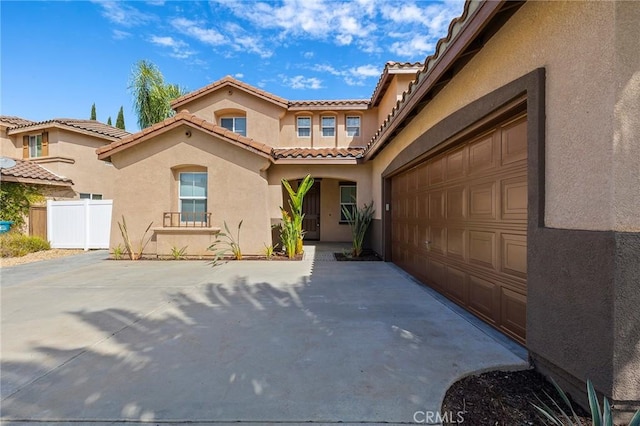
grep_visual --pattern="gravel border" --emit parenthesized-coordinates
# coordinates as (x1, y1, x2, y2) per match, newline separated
(0, 249, 85, 268)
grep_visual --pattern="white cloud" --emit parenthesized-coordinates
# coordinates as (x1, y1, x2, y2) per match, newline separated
(112, 29, 131, 40)
(171, 17, 227, 46)
(235, 73, 244, 79)
(146, 0, 165, 5)
(283, 75, 323, 90)
(150, 35, 196, 59)
(389, 35, 435, 57)
(350, 64, 380, 78)
(92, 1, 153, 27)
(303, 51, 314, 59)
(223, 22, 273, 58)
(311, 63, 381, 86)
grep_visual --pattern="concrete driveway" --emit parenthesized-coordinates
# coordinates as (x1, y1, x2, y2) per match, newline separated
(1, 247, 527, 425)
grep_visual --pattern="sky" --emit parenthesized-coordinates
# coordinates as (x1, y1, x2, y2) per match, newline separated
(1, 0, 465, 131)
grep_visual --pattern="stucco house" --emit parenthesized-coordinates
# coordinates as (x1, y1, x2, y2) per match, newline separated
(1, 116, 130, 200)
(96, 0, 639, 420)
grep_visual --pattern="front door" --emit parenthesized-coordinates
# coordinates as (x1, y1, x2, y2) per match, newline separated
(302, 181, 321, 240)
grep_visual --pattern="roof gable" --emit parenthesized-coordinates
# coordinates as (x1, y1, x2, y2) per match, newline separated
(171, 76, 289, 110)
(96, 111, 272, 161)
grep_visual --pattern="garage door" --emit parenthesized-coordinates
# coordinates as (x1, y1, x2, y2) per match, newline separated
(391, 114, 527, 343)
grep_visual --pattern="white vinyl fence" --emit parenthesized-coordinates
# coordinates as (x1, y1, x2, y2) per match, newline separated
(47, 199, 113, 250)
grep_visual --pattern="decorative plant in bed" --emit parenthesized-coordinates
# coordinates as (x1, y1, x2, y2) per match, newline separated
(335, 201, 381, 261)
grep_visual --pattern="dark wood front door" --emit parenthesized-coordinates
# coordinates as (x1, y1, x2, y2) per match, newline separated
(302, 181, 321, 240)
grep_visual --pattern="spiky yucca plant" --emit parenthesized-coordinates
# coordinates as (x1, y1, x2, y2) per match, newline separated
(342, 201, 374, 257)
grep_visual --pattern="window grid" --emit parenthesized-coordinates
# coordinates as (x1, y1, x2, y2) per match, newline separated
(220, 117, 247, 136)
(346, 116, 361, 137)
(321, 116, 336, 137)
(340, 184, 357, 222)
(29, 135, 42, 158)
(297, 116, 311, 138)
(179, 172, 207, 223)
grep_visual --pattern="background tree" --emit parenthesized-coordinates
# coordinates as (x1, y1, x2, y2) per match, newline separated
(129, 60, 186, 129)
(90, 103, 97, 120)
(107, 116, 112, 126)
(115, 106, 125, 130)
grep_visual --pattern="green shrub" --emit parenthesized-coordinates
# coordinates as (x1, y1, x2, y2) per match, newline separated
(342, 201, 375, 257)
(533, 378, 640, 426)
(0, 232, 50, 257)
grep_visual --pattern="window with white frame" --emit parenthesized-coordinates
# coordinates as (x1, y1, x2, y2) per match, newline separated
(79, 193, 103, 200)
(321, 116, 336, 137)
(179, 172, 207, 222)
(339, 183, 357, 222)
(29, 135, 42, 157)
(220, 117, 246, 136)
(346, 116, 361, 137)
(297, 116, 311, 137)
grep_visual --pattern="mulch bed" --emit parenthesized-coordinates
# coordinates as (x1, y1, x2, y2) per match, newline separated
(334, 249, 382, 261)
(442, 369, 592, 425)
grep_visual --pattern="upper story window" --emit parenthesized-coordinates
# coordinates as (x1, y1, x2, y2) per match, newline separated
(321, 116, 336, 137)
(220, 117, 246, 137)
(179, 172, 207, 223)
(297, 116, 311, 138)
(346, 116, 361, 137)
(29, 135, 42, 157)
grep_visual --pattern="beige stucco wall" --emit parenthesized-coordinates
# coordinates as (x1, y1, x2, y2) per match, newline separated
(371, 1, 638, 232)
(0, 125, 19, 158)
(178, 88, 285, 146)
(267, 163, 372, 242)
(375, 74, 416, 129)
(109, 125, 272, 256)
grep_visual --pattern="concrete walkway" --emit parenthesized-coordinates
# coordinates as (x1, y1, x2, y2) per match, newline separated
(1, 246, 527, 425)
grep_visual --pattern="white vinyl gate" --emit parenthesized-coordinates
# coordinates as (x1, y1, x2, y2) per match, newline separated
(47, 200, 113, 249)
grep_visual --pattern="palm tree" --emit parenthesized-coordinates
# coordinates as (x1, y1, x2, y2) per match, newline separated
(128, 60, 186, 129)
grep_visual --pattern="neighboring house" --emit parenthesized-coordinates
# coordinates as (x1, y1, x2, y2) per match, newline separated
(1, 116, 130, 200)
(96, 0, 639, 420)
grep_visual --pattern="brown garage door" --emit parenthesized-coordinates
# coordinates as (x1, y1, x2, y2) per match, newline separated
(391, 114, 527, 343)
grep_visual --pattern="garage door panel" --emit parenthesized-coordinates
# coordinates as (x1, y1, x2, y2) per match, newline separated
(429, 191, 445, 220)
(501, 288, 527, 340)
(446, 147, 467, 180)
(429, 226, 446, 254)
(469, 133, 498, 174)
(469, 230, 496, 270)
(446, 266, 467, 304)
(501, 176, 527, 220)
(429, 157, 444, 185)
(447, 186, 467, 220)
(468, 274, 500, 323)
(501, 233, 527, 279)
(469, 181, 496, 220)
(446, 228, 466, 260)
(501, 117, 527, 166)
(392, 113, 527, 344)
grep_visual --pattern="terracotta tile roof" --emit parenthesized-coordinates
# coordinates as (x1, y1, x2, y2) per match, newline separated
(364, 0, 482, 159)
(288, 99, 370, 110)
(0, 116, 35, 127)
(7, 118, 130, 140)
(272, 147, 365, 160)
(371, 61, 424, 107)
(171, 75, 289, 109)
(0, 158, 73, 185)
(97, 111, 273, 160)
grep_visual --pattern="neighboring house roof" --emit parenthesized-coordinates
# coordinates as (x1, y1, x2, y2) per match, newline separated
(272, 147, 365, 160)
(171, 76, 289, 110)
(96, 111, 272, 161)
(363, 0, 519, 160)
(0, 116, 35, 127)
(0, 158, 73, 186)
(7, 118, 130, 141)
